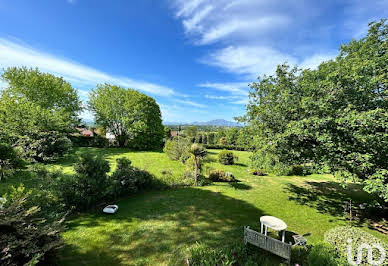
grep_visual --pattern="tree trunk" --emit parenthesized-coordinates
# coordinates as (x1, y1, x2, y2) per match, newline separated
(194, 158, 198, 186)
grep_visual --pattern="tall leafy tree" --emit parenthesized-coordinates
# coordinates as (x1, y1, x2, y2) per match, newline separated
(0, 67, 82, 162)
(89, 84, 164, 149)
(244, 20, 388, 200)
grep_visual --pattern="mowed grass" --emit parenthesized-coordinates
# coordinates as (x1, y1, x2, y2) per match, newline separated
(52, 148, 387, 265)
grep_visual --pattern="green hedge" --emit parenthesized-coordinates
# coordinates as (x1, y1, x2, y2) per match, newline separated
(204, 144, 248, 151)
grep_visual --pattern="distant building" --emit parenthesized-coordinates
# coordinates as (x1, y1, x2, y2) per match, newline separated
(76, 128, 95, 137)
(170, 130, 179, 137)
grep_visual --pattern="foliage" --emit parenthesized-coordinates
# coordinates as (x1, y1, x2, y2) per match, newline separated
(188, 144, 207, 185)
(204, 144, 248, 151)
(0, 143, 25, 181)
(0, 67, 81, 162)
(163, 137, 191, 162)
(208, 169, 236, 182)
(89, 84, 164, 149)
(217, 150, 236, 165)
(109, 157, 154, 198)
(187, 242, 271, 266)
(164, 126, 172, 139)
(218, 136, 228, 145)
(324, 226, 388, 264)
(225, 128, 239, 145)
(0, 185, 64, 266)
(207, 132, 215, 144)
(185, 126, 198, 138)
(1, 67, 82, 124)
(69, 135, 109, 148)
(243, 20, 388, 200)
(249, 169, 266, 176)
(307, 243, 347, 266)
(55, 152, 110, 210)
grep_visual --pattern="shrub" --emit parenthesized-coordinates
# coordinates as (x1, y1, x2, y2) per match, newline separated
(163, 137, 190, 161)
(204, 144, 247, 151)
(250, 169, 266, 176)
(217, 150, 236, 165)
(55, 152, 110, 210)
(209, 169, 235, 182)
(109, 157, 153, 198)
(289, 164, 312, 176)
(0, 143, 25, 181)
(16, 132, 72, 162)
(0, 186, 64, 266)
(307, 243, 347, 266)
(324, 226, 388, 265)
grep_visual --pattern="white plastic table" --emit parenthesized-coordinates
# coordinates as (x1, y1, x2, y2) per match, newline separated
(260, 216, 287, 242)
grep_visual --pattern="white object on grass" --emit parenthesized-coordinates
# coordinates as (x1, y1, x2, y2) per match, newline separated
(260, 216, 287, 242)
(103, 205, 118, 214)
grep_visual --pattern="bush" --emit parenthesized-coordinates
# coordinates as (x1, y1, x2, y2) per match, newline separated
(307, 243, 347, 266)
(0, 143, 25, 181)
(16, 132, 72, 162)
(249, 169, 266, 176)
(324, 226, 388, 265)
(109, 157, 154, 198)
(0, 186, 64, 266)
(55, 152, 110, 210)
(204, 144, 247, 151)
(289, 164, 312, 176)
(209, 169, 236, 182)
(217, 150, 236, 165)
(163, 137, 190, 162)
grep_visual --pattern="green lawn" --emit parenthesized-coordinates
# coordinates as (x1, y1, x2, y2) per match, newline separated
(44, 148, 386, 265)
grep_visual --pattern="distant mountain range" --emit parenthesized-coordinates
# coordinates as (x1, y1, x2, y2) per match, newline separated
(163, 119, 241, 127)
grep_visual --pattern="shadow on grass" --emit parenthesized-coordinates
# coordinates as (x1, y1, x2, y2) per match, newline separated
(284, 181, 383, 226)
(58, 187, 289, 265)
(228, 182, 252, 190)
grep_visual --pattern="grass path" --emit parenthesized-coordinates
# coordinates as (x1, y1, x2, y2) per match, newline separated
(55, 148, 387, 265)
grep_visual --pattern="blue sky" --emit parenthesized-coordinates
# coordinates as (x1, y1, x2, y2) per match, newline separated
(0, 0, 387, 123)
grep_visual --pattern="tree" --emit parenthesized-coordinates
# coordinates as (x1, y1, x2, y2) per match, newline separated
(188, 144, 207, 185)
(202, 134, 208, 144)
(0, 68, 81, 162)
(0, 186, 64, 265)
(89, 84, 164, 149)
(0, 143, 25, 181)
(225, 128, 239, 145)
(244, 20, 388, 200)
(164, 126, 172, 139)
(208, 132, 215, 144)
(1, 67, 82, 126)
(185, 126, 198, 138)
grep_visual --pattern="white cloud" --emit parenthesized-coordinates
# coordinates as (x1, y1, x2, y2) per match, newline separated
(202, 46, 297, 78)
(173, 0, 297, 45)
(171, 0, 383, 79)
(205, 94, 241, 100)
(230, 98, 249, 105)
(199, 82, 249, 95)
(175, 99, 207, 108)
(199, 16, 290, 45)
(201, 46, 337, 78)
(0, 38, 175, 96)
(299, 53, 337, 70)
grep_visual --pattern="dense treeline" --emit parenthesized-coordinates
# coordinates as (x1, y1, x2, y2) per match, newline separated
(165, 125, 253, 150)
(242, 20, 388, 201)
